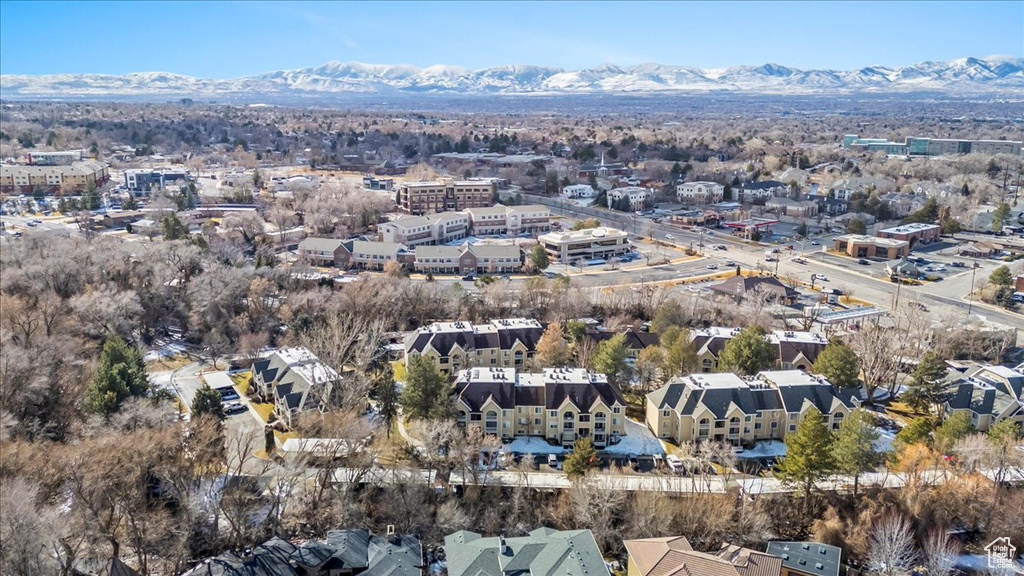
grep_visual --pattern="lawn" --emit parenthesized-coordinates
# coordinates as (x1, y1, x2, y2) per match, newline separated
(232, 371, 252, 395)
(391, 360, 407, 382)
(250, 402, 275, 423)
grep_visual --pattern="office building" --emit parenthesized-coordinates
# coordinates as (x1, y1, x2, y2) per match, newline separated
(396, 178, 498, 214)
(538, 227, 631, 263)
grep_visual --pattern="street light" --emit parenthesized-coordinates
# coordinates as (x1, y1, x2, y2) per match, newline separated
(967, 262, 980, 317)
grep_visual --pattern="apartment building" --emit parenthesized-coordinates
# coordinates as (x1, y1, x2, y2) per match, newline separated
(1, 160, 110, 193)
(561, 184, 597, 198)
(397, 178, 498, 214)
(941, 364, 1024, 432)
(690, 328, 829, 373)
(446, 528, 609, 576)
(465, 204, 552, 236)
(298, 237, 348, 266)
(453, 367, 627, 447)
(413, 244, 523, 275)
(341, 241, 411, 270)
(676, 181, 725, 205)
(404, 318, 545, 374)
(646, 370, 861, 445)
(608, 186, 653, 211)
(124, 168, 191, 193)
(251, 347, 342, 429)
(379, 212, 469, 247)
(538, 227, 631, 263)
(736, 181, 789, 203)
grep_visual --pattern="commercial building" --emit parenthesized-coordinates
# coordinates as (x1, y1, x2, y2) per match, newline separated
(298, 237, 348, 266)
(676, 181, 725, 204)
(645, 370, 861, 445)
(379, 212, 470, 247)
(608, 186, 654, 211)
(709, 276, 799, 305)
(413, 244, 522, 275)
(1, 160, 110, 193)
(396, 178, 498, 214)
(453, 367, 626, 447)
(465, 204, 551, 236)
(626, 536, 782, 576)
(26, 150, 83, 165)
(843, 134, 1022, 156)
(941, 364, 1024, 432)
(251, 347, 342, 429)
(833, 234, 910, 259)
(561, 184, 597, 198)
(876, 222, 941, 247)
(124, 168, 191, 193)
(404, 318, 545, 374)
(446, 528, 609, 576)
(538, 227, 631, 263)
(362, 175, 394, 191)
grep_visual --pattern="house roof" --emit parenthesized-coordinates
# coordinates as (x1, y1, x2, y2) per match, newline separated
(454, 367, 624, 412)
(626, 537, 782, 576)
(445, 527, 609, 576)
(739, 180, 786, 190)
(299, 237, 346, 253)
(405, 319, 544, 356)
(765, 542, 841, 576)
(709, 276, 797, 300)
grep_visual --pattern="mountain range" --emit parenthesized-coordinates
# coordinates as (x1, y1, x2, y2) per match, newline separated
(2, 56, 1022, 99)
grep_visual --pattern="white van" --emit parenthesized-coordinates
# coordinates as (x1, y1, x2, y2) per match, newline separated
(666, 454, 684, 473)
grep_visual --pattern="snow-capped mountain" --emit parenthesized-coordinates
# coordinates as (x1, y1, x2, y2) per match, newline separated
(2, 56, 1021, 99)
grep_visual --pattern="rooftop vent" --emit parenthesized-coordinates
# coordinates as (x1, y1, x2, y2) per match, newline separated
(816, 563, 824, 570)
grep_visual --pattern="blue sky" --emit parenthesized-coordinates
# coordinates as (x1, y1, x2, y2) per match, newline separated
(1, 1, 1021, 77)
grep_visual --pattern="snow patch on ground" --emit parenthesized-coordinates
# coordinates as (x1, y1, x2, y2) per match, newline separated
(737, 440, 788, 459)
(505, 436, 565, 455)
(143, 343, 186, 362)
(874, 427, 896, 453)
(148, 370, 173, 391)
(602, 419, 666, 455)
(956, 554, 1024, 574)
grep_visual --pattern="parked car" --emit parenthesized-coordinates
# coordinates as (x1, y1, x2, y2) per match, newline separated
(666, 454, 684, 473)
(223, 402, 247, 415)
(652, 453, 664, 469)
(628, 453, 640, 471)
(547, 454, 561, 470)
(857, 258, 870, 265)
(215, 386, 239, 401)
(810, 240, 821, 245)
(461, 273, 476, 281)
(950, 261, 966, 268)
(813, 274, 829, 281)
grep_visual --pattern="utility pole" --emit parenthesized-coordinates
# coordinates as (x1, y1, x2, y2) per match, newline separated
(967, 262, 979, 317)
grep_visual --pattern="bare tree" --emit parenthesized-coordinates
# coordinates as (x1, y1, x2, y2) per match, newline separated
(866, 513, 919, 576)
(922, 529, 960, 576)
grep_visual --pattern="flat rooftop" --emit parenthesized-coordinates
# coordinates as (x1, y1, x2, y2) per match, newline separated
(878, 223, 940, 234)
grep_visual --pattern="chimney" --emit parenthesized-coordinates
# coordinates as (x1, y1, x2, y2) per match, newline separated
(500, 535, 511, 555)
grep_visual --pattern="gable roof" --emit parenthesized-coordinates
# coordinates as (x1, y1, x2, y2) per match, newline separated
(626, 537, 782, 576)
(710, 276, 797, 300)
(445, 527, 609, 576)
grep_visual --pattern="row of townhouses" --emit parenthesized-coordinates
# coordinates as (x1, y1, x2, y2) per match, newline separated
(379, 204, 551, 246)
(941, 364, 1024, 432)
(646, 370, 862, 446)
(454, 367, 627, 448)
(299, 237, 524, 273)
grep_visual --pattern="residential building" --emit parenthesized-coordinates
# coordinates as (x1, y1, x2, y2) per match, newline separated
(709, 275, 799, 305)
(590, 328, 660, 360)
(625, 536, 782, 576)
(1, 160, 110, 193)
(608, 186, 653, 211)
(736, 181, 789, 203)
(182, 529, 423, 576)
(404, 318, 545, 374)
(446, 528, 609, 576)
(453, 366, 627, 446)
(298, 237, 347, 266)
(561, 184, 597, 198)
(124, 168, 191, 193)
(884, 258, 920, 279)
(844, 134, 1023, 156)
(646, 370, 861, 445)
(88, 210, 145, 230)
(26, 150, 83, 165)
(251, 347, 343, 429)
(765, 542, 842, 576)
(833, 234, 910, 259)
(876, 222, 941, 247)
(689, 327, 827, 373)
(380, 212, 469, 247)
(676, 181, 726, 205)
(941, 364, 1024, 432)
(413, 244, 522, 275)
(396, 178, 498, 214)
(341, 241, 411, 271)
(538, 227, 631, 263)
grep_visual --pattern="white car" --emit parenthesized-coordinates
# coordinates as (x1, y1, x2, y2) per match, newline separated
(666, 454, 684, 473)
(707, 264, 718, 270)
(813, 274, 829, 281)
(547, 454, 561, 470)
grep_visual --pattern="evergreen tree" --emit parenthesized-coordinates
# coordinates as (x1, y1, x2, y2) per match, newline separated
(718, 326, 774, 376)
(84, 336, 150, 416)
(989, 265, 1012, 286)
(590, 333, 631, 387)
(992, 202, 1011, 234)
(162, 213, 189, 240)
(988, 418, 1021, 445)
(814, 342, 861, 388)
(650, 298, 686, 335)
(529, 245, 550, 271)
(400, 355, 452, 421)
(776, 407, 835, 514)
(191, 387, 226, 420)
(374, 362, 398, 437)
(845, 218, 867, 235)
(903, 352, 949, 414)
(831, 409, 879, 497)
(895, 417, 933, 449)
(563, 436, 598, 478)
(663, 334, 699, 379)
(933, 411, 974, 453)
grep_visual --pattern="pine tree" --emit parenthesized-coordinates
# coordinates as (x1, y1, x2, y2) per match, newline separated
(590, 333, 631, 387)
(814, 342, 861, 388)
(933, 412, 974, 453)
(529, 245, 550, 272)
(904, 352, 949, 414)
(718, 326, 774, 376)
(374, 362, 398, 437)
(664, 335, 699, 378)
(400, 355, 452, 421)
(563, 436, 598, 478)
(192, 387, 226, 420)
(84, 336, 150, 416)
(895, 417, 933, 450)
(831, 409, 879, 497)
(776, 407, 835, 514)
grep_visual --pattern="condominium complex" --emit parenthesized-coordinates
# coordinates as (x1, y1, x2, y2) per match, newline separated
(297, 238, 411, 270)
(690, 328, 829, 373)
(538, 227, 631, 263)
(646, 370, 861, 445)
(1, 160, 110, 193)
(941, 364, 1024, 432)
(607, 186, 653, 211)
(396, 178, 498, 214)
(844, 134, 1022, 156)
(404, 318, 545, 374)
(454, 367, 626, 447)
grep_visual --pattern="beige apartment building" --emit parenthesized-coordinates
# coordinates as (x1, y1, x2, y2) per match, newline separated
(1, 160, 110, 193)
(941, 364, 1024, 433)
(404, 318, 545, 374)
(454, 367, 627, 447)
(691, 328, 829, 373)
(646, 370, 860, 446)
(397, 178, 498, 214)
(465, 204, 552, 236)
(538, 226, 631, 263)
